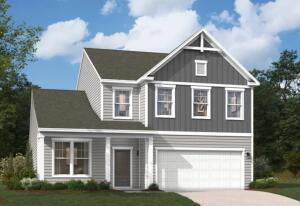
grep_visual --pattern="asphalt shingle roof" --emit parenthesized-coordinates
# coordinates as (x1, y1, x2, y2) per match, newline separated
(33, 89, 150, 130)
(84, 48, 168, 80)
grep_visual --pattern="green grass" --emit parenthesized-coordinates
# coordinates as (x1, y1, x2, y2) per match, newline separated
(0, 184, 199, 206)
(259, 170, 300, 201)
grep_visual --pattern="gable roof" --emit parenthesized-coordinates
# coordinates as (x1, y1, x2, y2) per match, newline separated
(32, 89, 150, 130)
(84, 48, 167, 80)
(136, 29, 260, 86)
(83, 29, 259, 86)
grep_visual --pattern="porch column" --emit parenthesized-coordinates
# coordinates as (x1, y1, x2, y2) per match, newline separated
(145, 136, 153, 188)
(105, 137, 111, 182)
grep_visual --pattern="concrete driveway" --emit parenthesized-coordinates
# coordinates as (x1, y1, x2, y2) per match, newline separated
(179, 190, 300, 206)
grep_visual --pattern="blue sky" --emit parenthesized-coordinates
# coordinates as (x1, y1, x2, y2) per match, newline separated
(8, 0, 300, 89)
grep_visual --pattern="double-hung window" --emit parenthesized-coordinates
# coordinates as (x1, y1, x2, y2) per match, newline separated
(113, 87, 132, 119)
(155, 85, 176, 118)
(191, 86, 211, 119)
(53, 140, 91, 177)
(225, 88, 244, 120)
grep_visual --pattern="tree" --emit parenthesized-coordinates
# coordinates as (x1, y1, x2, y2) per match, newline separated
(252, 50, 300, 171)
(0, 0, 41, 157)
(270, 50, 300, 100)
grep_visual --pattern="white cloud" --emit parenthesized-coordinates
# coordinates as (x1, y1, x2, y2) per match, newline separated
(100, 0, 117, 15)
(128, 0, 196, 17)
(125, 10, 200, 52)
(205, 0, 300, 69)
(36, 18, 88, 60)
(211, 10, 236, 25)
(36, 0, 300, 69)
(259, 0, 300, 33)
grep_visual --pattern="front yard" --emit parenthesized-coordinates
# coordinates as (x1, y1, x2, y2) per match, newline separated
(0, 183, 199, 206)
(258, 171, 300, 201)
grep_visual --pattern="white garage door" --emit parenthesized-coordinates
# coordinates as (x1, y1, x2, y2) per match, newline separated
(157, 150, 244, 191)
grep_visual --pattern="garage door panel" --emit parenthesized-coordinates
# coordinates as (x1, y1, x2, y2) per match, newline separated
(157, 150, 243, 191)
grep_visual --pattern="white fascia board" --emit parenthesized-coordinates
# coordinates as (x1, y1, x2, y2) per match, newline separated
(202, 29, 260, 86)
(136, 29, 205, 82)
(38, 128, 252, 137)
(101, 77, 154, 85)
(136, 29, 259, 86)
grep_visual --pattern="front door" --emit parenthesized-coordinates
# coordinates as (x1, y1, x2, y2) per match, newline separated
(114, 149, 131, 188)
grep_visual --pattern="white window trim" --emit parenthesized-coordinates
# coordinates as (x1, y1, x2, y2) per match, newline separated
(191, 86, 211, 119)
(112, 87, 133, 120)
(112, 146, 133, 189)
(225, 88, 245, 120)
(155, 84, 176, 118)
(52, 138, 92, 178)
(195, 60, 207, 76)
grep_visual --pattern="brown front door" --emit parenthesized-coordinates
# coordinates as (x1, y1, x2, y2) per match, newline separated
(114, 149, 131, 187)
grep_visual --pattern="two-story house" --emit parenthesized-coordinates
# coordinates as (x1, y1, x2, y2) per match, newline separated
(29, 29, 260, 191)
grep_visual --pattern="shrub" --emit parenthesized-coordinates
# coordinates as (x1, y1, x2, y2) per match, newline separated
(40, 181, 53, 190)
(1, 152, 36, 189)
(3, 177, 22, 190)
(53, 182, 68, 190)
(66, 180, 85, 190)
(85, 179, 98, 191)
(254, 156, 273, 179)
(287, 151, 300, 177)
(20, 178, 38, 190)
(147, 183, 159, 191)
(98, 180, 110, 190)
(249, 177, 278, 189)
(30, 180, 43, 190)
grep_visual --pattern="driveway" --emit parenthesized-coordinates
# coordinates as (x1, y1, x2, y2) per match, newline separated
(179, 190, 300, 206)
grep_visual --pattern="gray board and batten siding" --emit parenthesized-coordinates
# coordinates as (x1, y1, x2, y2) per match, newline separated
(148, 85, 251, 133)
(153, 49, 247, 85)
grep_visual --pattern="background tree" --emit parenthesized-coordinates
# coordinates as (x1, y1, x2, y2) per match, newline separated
(252, 50, 300, 172)
(0, 0, 41, 157)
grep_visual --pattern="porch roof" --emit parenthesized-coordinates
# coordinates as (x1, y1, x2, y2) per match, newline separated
(32, 89, 150, 130)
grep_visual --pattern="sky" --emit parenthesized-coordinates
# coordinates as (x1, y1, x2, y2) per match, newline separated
(8, 0, 300, 90)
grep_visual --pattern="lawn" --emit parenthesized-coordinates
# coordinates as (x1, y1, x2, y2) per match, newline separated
(259, 171, 300, 201)
(0, 184, 199, 206)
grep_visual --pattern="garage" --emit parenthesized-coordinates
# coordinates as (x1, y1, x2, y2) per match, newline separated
(156, 148, 244, 191)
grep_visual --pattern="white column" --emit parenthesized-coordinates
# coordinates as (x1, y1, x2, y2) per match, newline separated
(105, 137, 111, 182)
(144, 137, 153, 188)
(37, 132, 44, 180)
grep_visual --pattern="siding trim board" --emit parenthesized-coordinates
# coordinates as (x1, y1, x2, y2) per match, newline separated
(151, 81, 251, 88)
(39, 128, 252, 137)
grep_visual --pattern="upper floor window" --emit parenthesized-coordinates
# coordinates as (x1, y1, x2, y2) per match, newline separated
(155, 84, 176, 118)
(113, 87, 132, 119)
(195, 60, 207, 76)
(225, 88, 244, 120)
(191, 86, 211, 119)
(53, 140, 91, 177)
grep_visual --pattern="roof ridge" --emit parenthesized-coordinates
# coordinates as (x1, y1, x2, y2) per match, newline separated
(33, 88, 84, 93)
(84, 47, 168, 55)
